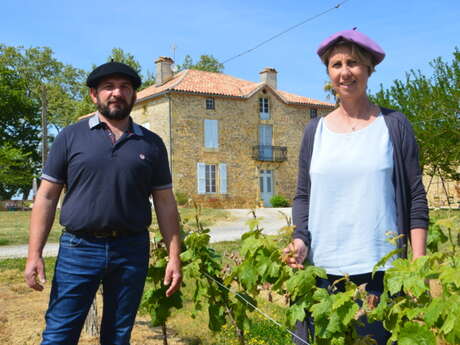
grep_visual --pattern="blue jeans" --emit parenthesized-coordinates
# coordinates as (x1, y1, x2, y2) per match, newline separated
(41, 231, 150, 345)
(294, 272, 391, 345)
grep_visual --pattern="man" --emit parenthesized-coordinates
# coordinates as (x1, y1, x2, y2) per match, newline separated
(24, 62, 182, 345)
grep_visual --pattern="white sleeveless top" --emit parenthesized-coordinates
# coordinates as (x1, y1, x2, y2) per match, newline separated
(308, 114, 397, 275)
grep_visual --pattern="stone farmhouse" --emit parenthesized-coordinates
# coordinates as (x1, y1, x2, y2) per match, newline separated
(98, 57, 332, 208)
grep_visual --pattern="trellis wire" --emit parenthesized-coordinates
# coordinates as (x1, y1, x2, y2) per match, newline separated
(203, 272, 310, 345)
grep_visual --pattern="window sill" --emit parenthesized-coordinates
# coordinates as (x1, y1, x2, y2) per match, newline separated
(203, 148, 219, 153)
(259, 119, 274, 125)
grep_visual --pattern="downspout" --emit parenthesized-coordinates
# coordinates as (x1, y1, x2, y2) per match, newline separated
(168, 94, 173, 177)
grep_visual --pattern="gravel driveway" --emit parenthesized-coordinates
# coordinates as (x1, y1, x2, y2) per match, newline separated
(0, 208, 292, 259)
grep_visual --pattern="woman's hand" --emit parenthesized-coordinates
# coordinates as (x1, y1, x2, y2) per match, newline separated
(283, 238, 308, 269)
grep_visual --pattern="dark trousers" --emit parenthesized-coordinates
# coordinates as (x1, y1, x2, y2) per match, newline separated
(41, 231, 150, 345)
(294, 271, 391, 345)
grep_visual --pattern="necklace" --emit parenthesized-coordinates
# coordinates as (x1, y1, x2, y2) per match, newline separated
(343, 103, 374, 131)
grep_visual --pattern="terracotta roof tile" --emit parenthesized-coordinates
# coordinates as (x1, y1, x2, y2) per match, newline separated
(136, 69, 333, 108)
(276, 89, 334, 106)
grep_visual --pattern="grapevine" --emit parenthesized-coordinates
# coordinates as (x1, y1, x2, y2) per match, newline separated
(142, 206, 460, 345)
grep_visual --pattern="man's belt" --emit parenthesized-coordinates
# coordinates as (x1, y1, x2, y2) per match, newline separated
(65, 228, 133, 239)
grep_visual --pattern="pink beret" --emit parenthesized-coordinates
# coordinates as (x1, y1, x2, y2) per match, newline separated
(317, 28, 385, 65)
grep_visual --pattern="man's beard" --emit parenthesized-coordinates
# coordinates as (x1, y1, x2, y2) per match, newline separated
(97, 95, 135, 120)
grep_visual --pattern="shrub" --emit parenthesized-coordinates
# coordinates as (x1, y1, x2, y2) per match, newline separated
(270, 195, 290, 207)
(175, 191, 189, 206)
(215, 314, 291, 344)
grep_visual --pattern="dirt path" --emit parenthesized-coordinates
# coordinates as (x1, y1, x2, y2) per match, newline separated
(0, 270, 188, 345)
(209, 207, 292, 242)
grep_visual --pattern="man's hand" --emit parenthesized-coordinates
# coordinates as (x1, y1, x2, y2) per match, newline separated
(283, 238, 308, 269)
(24, 180, 62, 291)
(164, 257, 182, 297)
(24, 256, 46, 291)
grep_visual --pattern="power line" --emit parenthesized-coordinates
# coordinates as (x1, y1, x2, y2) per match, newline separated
(221, 0, 350, 65)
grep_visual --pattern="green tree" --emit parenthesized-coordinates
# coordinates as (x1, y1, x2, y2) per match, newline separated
(0, 145, 35, 200)
(73, 88, 96, 119)
(179, 54, 224, 73)
(370, 48, 460, 185)
(0, 64, 40, 199)
(141, 70, 156, 89)
(0, 45, 88, 166)
(108, 47, 155, 90)
(323, 80, 338, 106)
(108, 47, 141, 74)
(179, 54, 194, 70)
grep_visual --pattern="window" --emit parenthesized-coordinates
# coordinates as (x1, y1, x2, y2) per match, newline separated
(206, 98, 215, 110)
(259, 98, 270, 120)
(204, 119, 218, 148)
(259, 170, 272, 193)
(197, 163, 227, 194)
(258, 124, 273, 160)
(310, 108, 318, 119)
(205, 165, 216, 193)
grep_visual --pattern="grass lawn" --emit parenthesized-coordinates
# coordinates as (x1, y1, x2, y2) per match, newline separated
(429, 208, 459, 223)
(0, 208, 231, 247)
(0, 210, 62, 246)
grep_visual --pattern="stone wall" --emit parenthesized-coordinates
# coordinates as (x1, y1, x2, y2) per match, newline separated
(267, 94, 330, 203)
(172, 89, 331, 207)
(131, 97, 171, 163)
(169, 93, 258, 208)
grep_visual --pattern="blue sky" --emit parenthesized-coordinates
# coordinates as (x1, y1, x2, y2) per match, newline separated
(2, 0, 459, 102)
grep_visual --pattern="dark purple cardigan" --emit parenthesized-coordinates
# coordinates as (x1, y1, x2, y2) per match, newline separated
(292, 107, 429, 258)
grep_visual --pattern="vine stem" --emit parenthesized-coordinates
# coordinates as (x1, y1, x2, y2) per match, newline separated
(224, 306, 246, 345)
(161, 322, 168, 345)
(447, 228, 457, 268)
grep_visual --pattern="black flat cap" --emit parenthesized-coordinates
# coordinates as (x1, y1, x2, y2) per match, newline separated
(86, 62, 142, 89)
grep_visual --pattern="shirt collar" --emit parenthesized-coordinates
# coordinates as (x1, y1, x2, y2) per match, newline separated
(88, 112, 144, 136)
(131, 121, 143, 136)
(88, 112, 100, 129)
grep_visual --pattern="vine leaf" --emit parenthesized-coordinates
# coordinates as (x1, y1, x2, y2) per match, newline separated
(372, 248, 402, 277)
(398, 322, 436, 345)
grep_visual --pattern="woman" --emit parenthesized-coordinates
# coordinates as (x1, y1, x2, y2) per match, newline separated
(284, 29, 429, 344)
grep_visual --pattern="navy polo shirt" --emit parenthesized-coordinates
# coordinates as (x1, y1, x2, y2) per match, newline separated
(42, 113, 172, 233)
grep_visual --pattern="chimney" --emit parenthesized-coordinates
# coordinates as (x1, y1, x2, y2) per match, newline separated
(155, 56, 174, 85)
(259, 67, 277, 89)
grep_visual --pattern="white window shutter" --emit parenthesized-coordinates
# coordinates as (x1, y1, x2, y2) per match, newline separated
(204, 120, 210, 147)
(204, 119, 218, 148)
(219, 163, 227, 194)
(213, 120, 218, 148)
(197, 163, 206, 194)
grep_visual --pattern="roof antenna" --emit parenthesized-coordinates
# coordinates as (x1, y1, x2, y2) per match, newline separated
(171, 43, 177, 61)
(170, 43, 178, 73)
